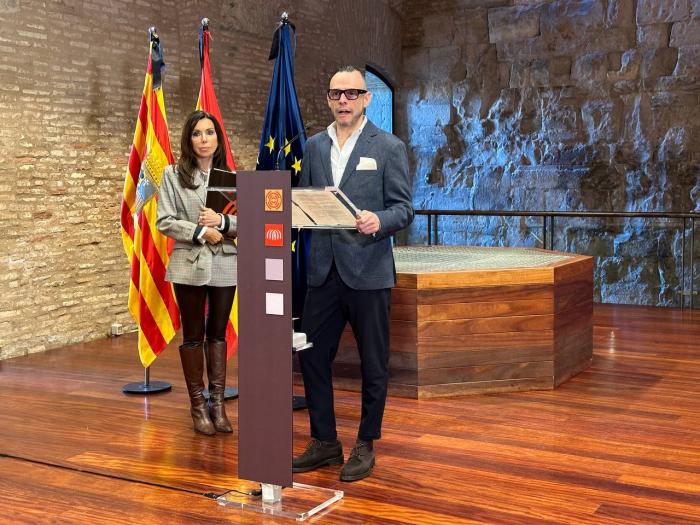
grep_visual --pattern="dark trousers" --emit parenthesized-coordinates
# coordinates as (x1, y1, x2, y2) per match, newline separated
(173, 284, 236, 347)
(299, 266, 391, 442)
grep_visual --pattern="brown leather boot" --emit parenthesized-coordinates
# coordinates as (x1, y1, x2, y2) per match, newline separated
(179, 344, 216, 436)
(206, 339, 233, 433)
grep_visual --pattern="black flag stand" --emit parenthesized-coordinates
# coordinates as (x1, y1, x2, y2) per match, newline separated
(123, 366, 171, 394)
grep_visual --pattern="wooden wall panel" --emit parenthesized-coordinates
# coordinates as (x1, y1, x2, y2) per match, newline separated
(392, 287, 417, 305)
(417, 314, 553, 338)
(553, 260, 594, 386)
(554, 305, 593, 386)
(415, 284, 552, 304)
(417, 360, 554, 385)
(417, 299, 552, 321)
(418, 345, 553, 369)
(315, 249, 593, 398)
(392, 304, 418, 321)
(417, 331, 553, 354)
(413, 268, 554, 288)
(416, 377, 554, 397)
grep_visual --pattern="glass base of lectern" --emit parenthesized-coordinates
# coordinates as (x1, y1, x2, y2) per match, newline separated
(217, 482, 343, 521)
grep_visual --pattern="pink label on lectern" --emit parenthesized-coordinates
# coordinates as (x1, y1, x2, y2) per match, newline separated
(265, 258, 284, 281)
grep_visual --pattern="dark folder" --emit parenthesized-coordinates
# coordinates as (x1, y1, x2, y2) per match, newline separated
(206, 168, 237, 214)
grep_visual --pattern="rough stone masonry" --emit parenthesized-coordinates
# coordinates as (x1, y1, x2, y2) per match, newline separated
(399, 0, 700, 306)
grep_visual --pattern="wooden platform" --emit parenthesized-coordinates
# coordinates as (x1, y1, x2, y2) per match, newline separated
(1, 304, 700, 523)
(333, 246, 593, 398)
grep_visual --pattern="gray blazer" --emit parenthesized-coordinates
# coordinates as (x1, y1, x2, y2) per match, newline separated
(299, 120, 413, 290)
(156, 165, 237, 287)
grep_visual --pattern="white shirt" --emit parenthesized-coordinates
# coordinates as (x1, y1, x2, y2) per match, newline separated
(327, 116, 368, 187)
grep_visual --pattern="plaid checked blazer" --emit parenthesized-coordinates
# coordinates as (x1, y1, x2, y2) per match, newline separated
(156, 165, 237, 287)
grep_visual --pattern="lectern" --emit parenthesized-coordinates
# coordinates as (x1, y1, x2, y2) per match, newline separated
(216, 170, 342, 521)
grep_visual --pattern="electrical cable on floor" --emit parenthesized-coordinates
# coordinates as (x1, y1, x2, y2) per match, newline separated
(204, 487, 263, 499)
(1, 451, 241, 500)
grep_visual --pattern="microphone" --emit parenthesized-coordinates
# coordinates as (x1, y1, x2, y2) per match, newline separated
(275, 121, 315, 170)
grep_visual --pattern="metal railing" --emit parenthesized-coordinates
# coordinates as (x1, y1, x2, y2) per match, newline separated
(416, 209, 699, 309)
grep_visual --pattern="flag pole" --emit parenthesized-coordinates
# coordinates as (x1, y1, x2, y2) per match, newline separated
(123, 365, 172, 394)
(198, 17, 239, 401)
(281, 10, 306, 411)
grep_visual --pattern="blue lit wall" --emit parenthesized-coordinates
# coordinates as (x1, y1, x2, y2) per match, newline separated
(365, 70, 393, 134)
(399, 1, 700, 307)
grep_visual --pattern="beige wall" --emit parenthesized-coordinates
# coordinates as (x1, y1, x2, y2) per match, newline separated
(0, 0, 403, 358)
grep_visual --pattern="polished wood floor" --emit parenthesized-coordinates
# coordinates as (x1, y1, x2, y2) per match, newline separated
(1, 304, 700, 524)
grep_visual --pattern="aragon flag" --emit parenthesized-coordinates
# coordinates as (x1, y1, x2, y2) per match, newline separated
(120, 29, 180, 367)
(197, 18, 238, 358)
(257, 13, 310, 321)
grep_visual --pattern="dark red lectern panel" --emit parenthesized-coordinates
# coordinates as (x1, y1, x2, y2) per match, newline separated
(237, 170, 292, 487)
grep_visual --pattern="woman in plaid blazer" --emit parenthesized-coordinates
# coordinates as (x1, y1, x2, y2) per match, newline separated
(157, 110, 237, 436)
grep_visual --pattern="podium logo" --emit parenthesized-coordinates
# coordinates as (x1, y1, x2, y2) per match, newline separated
(264, 224, 284, 247)
(265, 189, 283, 212)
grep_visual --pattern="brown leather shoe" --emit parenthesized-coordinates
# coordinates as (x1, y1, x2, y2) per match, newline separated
(179, 344, 216, 436)
(292, 439, 343, 473)
(340, 441, 375, 482)
(206, 340, 232, 433)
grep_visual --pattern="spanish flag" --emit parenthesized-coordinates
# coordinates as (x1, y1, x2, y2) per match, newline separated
(120, 29, 180, 367)
(197, 18, 238, 359)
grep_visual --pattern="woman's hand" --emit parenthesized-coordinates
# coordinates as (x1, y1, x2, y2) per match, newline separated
(202, 228, 223, 245)
(198, 207, 222, 228)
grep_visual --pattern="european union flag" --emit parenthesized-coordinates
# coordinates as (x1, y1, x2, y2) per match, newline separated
(257, 14, 309, 322)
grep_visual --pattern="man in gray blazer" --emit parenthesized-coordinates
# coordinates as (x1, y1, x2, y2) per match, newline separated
(293, 66, 413, 482)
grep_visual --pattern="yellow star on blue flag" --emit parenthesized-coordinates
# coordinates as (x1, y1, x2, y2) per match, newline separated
(291, 156, 302, 176)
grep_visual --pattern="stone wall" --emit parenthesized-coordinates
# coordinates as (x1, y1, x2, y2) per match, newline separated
(400, 0, 700, 305)
(0, 0, 402, 359)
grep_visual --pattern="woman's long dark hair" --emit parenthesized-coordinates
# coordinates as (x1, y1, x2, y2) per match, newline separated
(176, 110, 229, 189)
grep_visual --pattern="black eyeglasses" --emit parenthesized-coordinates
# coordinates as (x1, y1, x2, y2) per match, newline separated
(327, 88, 368, 100)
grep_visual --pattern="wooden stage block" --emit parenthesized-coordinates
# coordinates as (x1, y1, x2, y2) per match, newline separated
(328, 246, 593, 398)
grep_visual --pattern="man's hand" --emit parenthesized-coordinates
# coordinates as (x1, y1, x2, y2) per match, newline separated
(355, 210, 380, 235)
(202, 228, 223, 245)
(198, 206, 222, 228)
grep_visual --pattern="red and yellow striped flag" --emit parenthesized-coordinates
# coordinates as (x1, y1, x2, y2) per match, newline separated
(197, 19, 238, 359)
(120, 30, 180, 367)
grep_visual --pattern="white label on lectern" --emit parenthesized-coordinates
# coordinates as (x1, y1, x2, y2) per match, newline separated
(265, 258, 284, 281)
(266, 292, 284, 316)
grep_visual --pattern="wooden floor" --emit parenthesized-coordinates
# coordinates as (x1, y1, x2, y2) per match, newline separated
(1, 304, 700, 524)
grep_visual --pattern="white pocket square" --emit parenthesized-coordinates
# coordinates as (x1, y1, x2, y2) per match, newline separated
(356, 157, 377, 170)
